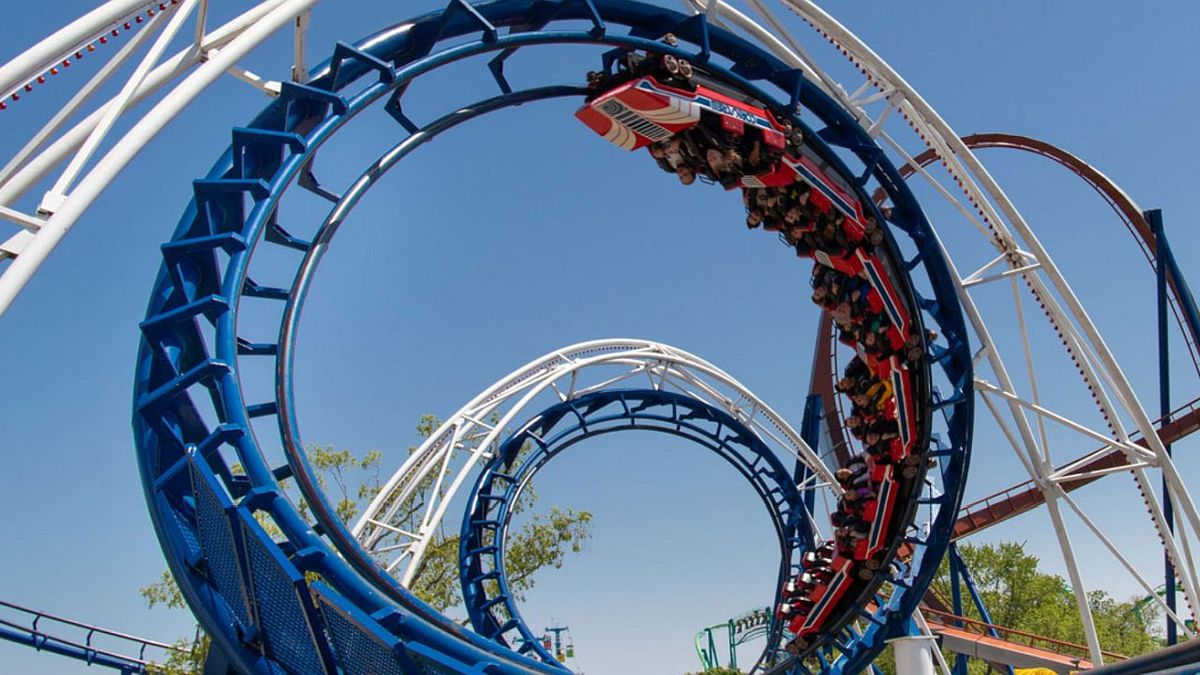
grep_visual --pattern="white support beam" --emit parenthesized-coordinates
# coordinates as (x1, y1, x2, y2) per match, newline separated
(0, 0, 150, 97)
(1059, 490, 1197, 637)
(0, 206, 45, 232)
(960, 262, 1042, 288)
(292, 8, 311, 84)
(878, 131, 993, 241)
(975, 380, 1155, 462)
(1048, 462, 1148, 484)
(1, 231, 35, 259)
(864, 92, 900, 137)
(0, 0, 290, 207)
(0, 0, 318, 316)
(1042, 486, 1105, 665)
(0, 5, 170, 188)
(46, 0, 201, 205)
(222, 62, 282, 96)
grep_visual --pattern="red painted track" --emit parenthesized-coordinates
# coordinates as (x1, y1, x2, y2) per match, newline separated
(808, 312, 852, 465)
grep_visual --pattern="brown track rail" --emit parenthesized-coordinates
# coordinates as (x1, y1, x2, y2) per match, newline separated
(951, 395, 1200, 540)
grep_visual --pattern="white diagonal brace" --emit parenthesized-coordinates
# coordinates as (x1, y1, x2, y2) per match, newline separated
(0, 0, 318, 317)
(975, 380, 1154, 462)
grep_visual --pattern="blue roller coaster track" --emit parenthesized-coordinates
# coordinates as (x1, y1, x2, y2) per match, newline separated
(131, 1, 973, 672)
(461, 389, 812, 665)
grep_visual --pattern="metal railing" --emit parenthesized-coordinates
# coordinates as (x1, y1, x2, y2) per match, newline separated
(923, 606, 1127, 664)
(0, 598, 192, 672)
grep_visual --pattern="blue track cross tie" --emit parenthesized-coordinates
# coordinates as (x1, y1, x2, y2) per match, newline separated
(327, 42, 396, 91)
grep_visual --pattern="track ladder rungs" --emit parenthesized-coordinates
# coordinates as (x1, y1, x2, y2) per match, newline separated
(231, 127, 307, 181)
(246, 402, 278, 419)
(140, 295, 229, 336)
(160, 232, 247, 259)
(278, 81, 348, 116)
(136, 359, 230, 413)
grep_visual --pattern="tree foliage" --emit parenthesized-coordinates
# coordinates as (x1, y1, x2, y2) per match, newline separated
(870, 541, 1163, 674)
(141, 571, 209, 674)
(927, 542, 1162, 660)
(142, 414, 593, 671)
(359, 414, 594, 613)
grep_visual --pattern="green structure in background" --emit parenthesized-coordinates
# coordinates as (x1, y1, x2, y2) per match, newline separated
(695, 608, 772, 671)
(1133, 585, 1196, 634)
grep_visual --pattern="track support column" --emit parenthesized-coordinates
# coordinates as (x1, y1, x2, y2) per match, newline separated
(1150, 208, 1178, 647)
(889, 634, 936, 675)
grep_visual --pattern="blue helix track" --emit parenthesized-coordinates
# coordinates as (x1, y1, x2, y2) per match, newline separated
(130, 1, 974, 673)
(461, 389, 812, 664)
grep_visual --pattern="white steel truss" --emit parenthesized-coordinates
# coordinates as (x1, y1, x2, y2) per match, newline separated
(0, 0, 315, 316)
(352, 338, 830, 586)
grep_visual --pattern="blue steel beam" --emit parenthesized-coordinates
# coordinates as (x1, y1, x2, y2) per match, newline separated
(1147, 210, 1200, 351)
(798, 393, 824, 518)
(1149, 208, 1178, 646)
(461, 390, 808, 665)
(949, 544, 966, 675)
(948, 544, 1014, 675)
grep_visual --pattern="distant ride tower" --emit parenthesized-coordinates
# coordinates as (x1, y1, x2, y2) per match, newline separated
(542, 624, 575, 663)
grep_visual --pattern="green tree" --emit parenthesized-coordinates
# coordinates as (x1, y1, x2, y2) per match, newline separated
(927, 542, 1162, 659)
(867, 541, 1163, 674)
(140, 569, 209, 674)
(143, 415, 593, 672)
(373, 415, 593, 612)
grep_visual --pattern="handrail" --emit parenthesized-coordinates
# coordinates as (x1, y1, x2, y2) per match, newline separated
(0, 598, 190, 670)
(923, 607, 1127, 662)
(0, 599, 186, 651)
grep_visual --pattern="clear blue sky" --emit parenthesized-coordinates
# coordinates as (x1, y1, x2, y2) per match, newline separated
(2, 2, 1200, 673)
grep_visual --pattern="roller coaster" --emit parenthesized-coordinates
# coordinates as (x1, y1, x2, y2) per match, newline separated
(0, 1, 1198, 674)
